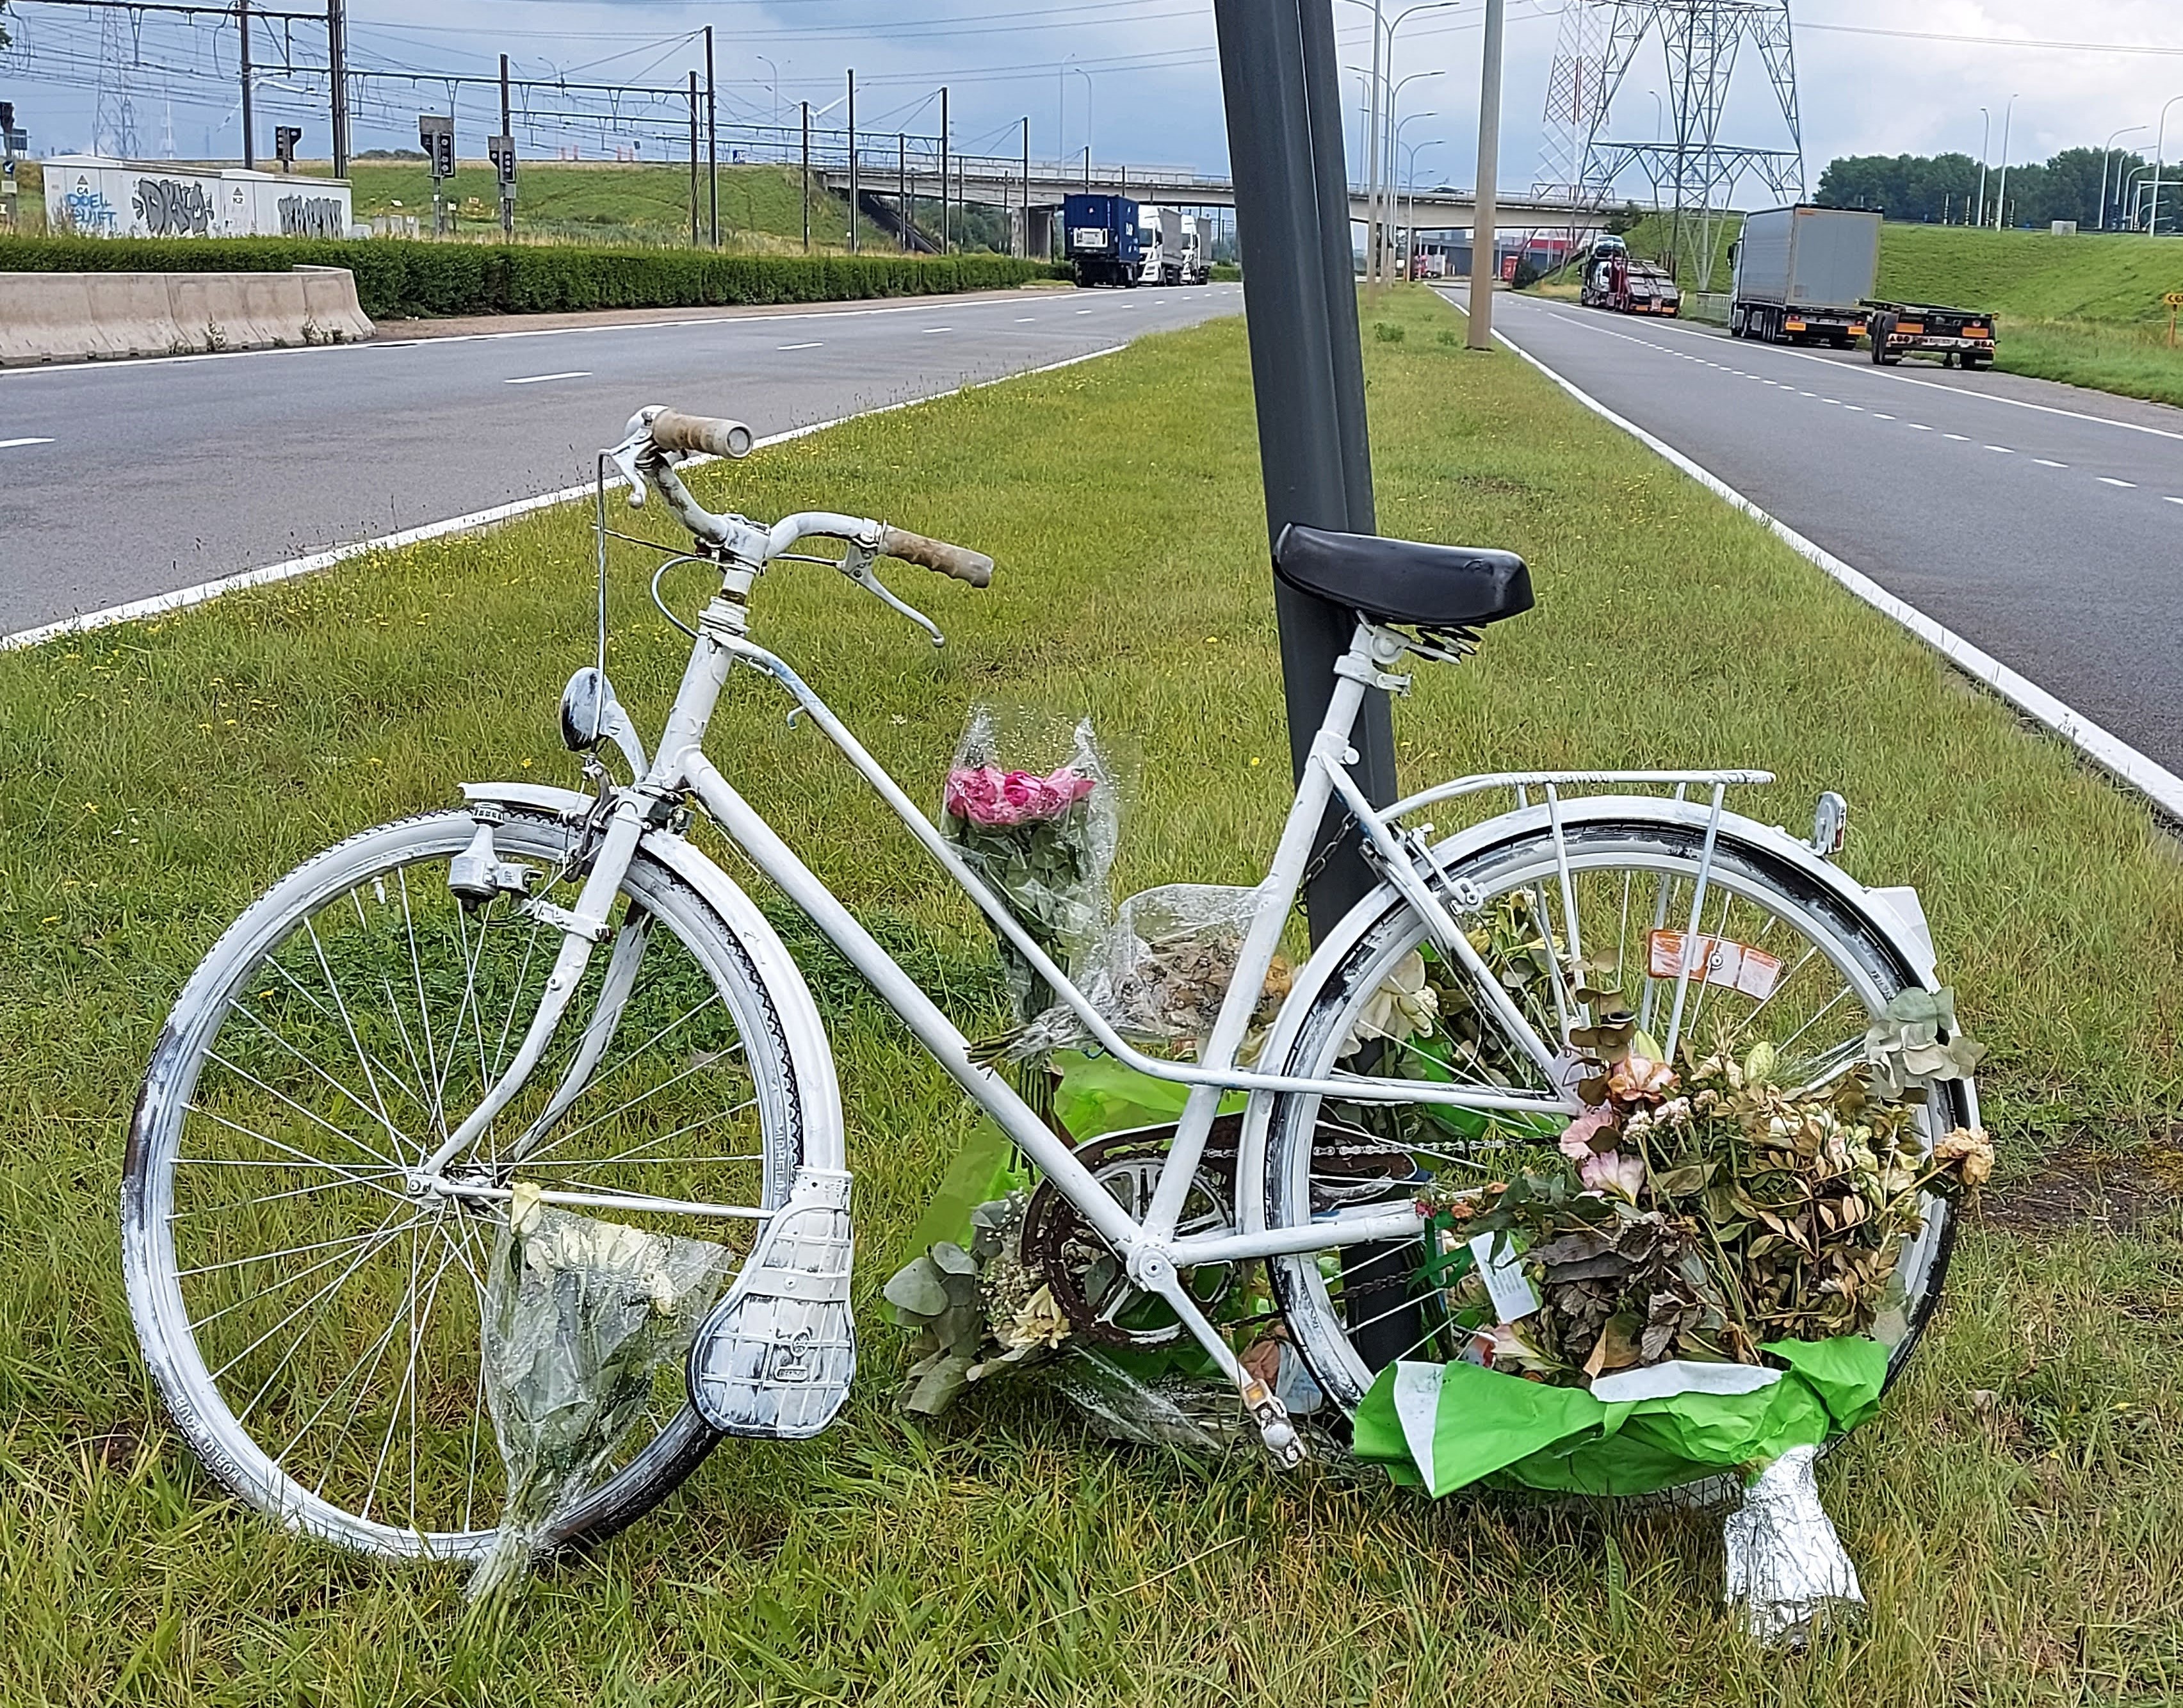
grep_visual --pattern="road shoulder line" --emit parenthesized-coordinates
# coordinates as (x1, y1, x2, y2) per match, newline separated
(1494, 321, 2183, 824)
(2, 344, 1130, 652)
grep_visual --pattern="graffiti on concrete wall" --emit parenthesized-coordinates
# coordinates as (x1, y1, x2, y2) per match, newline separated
(58, 175, 121, 234)
(277, 194, 344, 238)
(133, 176, 217, 236)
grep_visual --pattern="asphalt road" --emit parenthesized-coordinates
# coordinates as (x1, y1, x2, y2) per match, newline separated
(0, 283, 1242, 637)
(1481, 289, 2183, 776)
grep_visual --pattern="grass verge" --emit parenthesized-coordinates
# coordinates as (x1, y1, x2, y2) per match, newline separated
(2, 286, 2180, 1703)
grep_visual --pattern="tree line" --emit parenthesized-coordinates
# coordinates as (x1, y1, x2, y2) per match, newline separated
(1817, 148, 2156, 229)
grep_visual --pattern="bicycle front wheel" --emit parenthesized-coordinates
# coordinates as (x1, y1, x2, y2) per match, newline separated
(1263, 817, 1967, 1422)
(124, 806, 804, 1560)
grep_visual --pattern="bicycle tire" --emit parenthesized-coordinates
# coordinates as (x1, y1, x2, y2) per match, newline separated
(1262, 817, 1968, 1428)
(124, 806, 804, 1561)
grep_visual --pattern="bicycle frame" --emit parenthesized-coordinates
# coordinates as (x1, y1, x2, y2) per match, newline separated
(416, 461, 1769, 1397)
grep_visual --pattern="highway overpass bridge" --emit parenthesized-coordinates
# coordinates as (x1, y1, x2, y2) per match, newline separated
(814, 155, 1595, 254)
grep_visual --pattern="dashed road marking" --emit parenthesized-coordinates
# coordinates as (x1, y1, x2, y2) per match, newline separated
(504, 371, 590, 385)
(2033, 458, 2067, 468)
(1984, 444, 2014, 453)
(921, 327, 954, 334)
(1944, 432, 1970, 441)
(1014, 316, 1037, 323)
(1874, 412, 1896, 420)
(2098, 476, 2136, 488)
(0, 436, 54, 450)
(776, 341, 823, 351)
(1908, 423, 1931, 430)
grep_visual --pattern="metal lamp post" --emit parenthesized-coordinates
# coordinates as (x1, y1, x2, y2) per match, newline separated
(2098, 124, 2145, 231)
(1992, 94, 2018, 229)
(1383, 69, 1443, 281)
(2154, 94, 2183, 238)
(1400, 135, 1444, 272)
(1975, 108, 1988, 228)
(1391, 113, 1436, 274)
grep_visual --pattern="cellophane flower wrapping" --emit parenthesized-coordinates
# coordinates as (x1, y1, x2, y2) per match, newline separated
(468, 1184, 732, 1601)
(1009, 883, 1293, 1064)
(940, 706, 1121, 1028)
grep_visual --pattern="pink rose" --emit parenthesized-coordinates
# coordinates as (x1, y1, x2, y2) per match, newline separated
(945, 765, 1095, 828)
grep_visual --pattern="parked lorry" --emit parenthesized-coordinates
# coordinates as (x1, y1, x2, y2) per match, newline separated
(1136, 204, 1185, 285)
(1728, 204, 1878, 346)
(1580, 246, 1682, 316)
(1862, 298, 1997, 368)
(1064, 192, 1142, 288)
(1179, 214, 1210, 284)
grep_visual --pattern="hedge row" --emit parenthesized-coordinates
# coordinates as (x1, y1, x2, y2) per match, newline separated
(0, 236, 1070, 320)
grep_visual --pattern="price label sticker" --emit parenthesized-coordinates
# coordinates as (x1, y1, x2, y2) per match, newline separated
(1649, 929, 1785, 1000)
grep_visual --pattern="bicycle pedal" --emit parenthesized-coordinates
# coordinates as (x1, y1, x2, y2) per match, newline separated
(1242, 1378, 1308, 1470)
(686, 1167, 856, 1438)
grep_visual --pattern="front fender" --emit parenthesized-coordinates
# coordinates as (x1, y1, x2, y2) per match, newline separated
(460, 781, 845, 1173)
(1234, 794, 1950, 1233)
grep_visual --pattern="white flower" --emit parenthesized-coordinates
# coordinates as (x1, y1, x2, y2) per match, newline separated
(1341, 950, 1440, 1057)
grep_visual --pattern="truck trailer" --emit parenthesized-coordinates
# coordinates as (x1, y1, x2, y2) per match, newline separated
(1137, 204, 1185, 285)
(1581, 248, 1682, 316)
(1863, 299, 1997, 368)
(1063, 193, 1142, 288)
(1728, 205, 1878, 346)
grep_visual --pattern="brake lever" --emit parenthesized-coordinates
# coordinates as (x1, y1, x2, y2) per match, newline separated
(837, 541, 945, 647)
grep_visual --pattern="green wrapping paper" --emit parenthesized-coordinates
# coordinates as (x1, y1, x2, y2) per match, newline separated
(1351, 1337, 1890, 1497)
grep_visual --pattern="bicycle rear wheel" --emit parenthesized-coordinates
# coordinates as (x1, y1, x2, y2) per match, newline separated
(124, 806, 803, 1559)
(1263, 817, 1967, 1422)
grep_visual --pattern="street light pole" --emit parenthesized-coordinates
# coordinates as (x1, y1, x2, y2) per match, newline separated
(2099, 126, 2146, 231)
(1392, 111, 1435, 273)
(1993, 93, 2018, 230)
(1466, 0, 1505, 348)
(2154, 94, 2183, 239)
(1975, 108, 1988, 228)
(801, 101, 811, 251)
(1383, 69, 1441, 282)
(847, 69, 857, 254)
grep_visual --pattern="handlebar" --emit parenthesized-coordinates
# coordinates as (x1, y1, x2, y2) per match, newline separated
(647, 410, 755, 460)
(877, 526, 994, 588)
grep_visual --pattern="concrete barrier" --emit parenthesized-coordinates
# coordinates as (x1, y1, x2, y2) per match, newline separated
(0, 268, 375, 364)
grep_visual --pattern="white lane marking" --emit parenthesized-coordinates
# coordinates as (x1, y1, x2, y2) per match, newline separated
(1944, 432, 1970, 441)
(1822, 397, 1840, 404)
(1908, 423, 1932, 430)
(503, 371, 590, 385)
(1014, 316, 1037, 323)
(2098, 476, 2137, 488)
(1873, 412, 1896, 420)
(1, 343, 1132, 651)
(776, 341, 824, 351)
(0, 436, 55, 450)
(1844, 404, 1864, 412)
(2033, 458, 2067, 468)
(2166, 496, 2183, 506)
(1985, 444, 2014, 453)
(1535, 298, 2183, 444)
(921, 327, 953, 334)
(1799, 391, 1816, 397)
(1494, 319, 2183, 822)
(0, 288, 1215, 381)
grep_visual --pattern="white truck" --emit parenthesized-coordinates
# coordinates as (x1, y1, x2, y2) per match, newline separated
(1728, 204, 1879, 347)
(1179, 214, 1210, 284)
(1137, 204, 1186, 286)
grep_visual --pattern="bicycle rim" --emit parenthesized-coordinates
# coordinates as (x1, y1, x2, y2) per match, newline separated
(124, 808, 800, 1559)
(1265, 820, 1965, 1419)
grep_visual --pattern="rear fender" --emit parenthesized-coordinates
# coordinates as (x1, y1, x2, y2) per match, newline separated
(460, 781, 845, 1173)
(1234, 793, 1951, 1232)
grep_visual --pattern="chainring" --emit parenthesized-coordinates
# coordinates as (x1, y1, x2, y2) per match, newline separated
(1022, 1121, 1242, 1349)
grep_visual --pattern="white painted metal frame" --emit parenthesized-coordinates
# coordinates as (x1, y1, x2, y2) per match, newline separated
(419, 436, 1773, 1393)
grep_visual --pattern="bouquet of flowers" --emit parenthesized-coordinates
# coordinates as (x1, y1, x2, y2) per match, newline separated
(1438, 995, 1993, 1387)
(941, 706, 1119, 1027)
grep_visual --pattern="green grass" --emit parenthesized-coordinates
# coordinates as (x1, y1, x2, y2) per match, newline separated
(3, 286, 2181, 1702)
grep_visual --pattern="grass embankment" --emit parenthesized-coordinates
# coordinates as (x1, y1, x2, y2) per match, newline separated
(1593, 211, 2183, 406)
(3, 286, 2181, 1701)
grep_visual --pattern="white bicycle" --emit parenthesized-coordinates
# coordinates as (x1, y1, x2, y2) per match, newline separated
(124, 405, 1971, 1561)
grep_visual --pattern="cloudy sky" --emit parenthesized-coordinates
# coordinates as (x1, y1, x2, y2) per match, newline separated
(10, 0, 2181, 193)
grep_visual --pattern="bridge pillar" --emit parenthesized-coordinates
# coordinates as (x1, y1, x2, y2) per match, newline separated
(1025, 204, 1055, 259)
